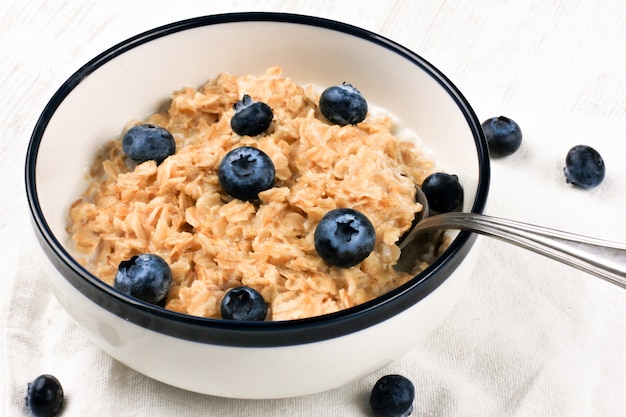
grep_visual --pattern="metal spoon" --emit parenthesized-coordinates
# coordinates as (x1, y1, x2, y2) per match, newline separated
(396, 187, 626, 289)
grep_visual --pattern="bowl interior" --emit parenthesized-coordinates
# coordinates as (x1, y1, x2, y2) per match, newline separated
(34, 16, 484, 245)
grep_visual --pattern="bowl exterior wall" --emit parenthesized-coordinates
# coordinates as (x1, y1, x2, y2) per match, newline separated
(34, 230, 479, 398)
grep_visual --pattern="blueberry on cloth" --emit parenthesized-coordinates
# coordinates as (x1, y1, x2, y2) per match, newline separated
(481, 115, 523, 157)
(319, 82, 368, 126)
(369, 374, 415, 417)
(421, 172, 464, 213)
(231, 94, 273, 136)
(564, 144, 605, 189)
(218, 146, 276, 201)
(314, 208, 376, 268)
(121, 124, 176, 164)
(25, 374, 64, 417)
(221, 286, 268, 321)
(114, 254, 172, 306)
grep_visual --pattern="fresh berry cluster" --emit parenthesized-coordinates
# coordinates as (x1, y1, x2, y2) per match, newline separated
(482, 115, 606, 189)
(113, 83, 381, 320)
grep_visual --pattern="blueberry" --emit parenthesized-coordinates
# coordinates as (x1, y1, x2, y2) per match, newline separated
(369, 374, 415, 417)
(564, 145, 605, 189)
(122, 124, 176, 164)
(231, 94, 273, 136)
(221, 286, 268, 321)
(114, 254, 172, 306)
(314, 208, 376, 268)
(319, 82, 368, 126)
(25, 374, 64, 417)
(421, 172, 464, 213)
(481, 115, 523, 157)
(218, 146, 275, 201)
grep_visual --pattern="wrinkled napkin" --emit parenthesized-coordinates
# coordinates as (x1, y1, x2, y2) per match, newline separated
(3, 1, 626, 416)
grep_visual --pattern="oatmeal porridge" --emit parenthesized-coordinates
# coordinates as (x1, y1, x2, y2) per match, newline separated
(67, 66, 442, 321)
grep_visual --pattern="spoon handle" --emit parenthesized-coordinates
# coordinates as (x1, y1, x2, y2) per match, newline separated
(412, 212, 626, 289)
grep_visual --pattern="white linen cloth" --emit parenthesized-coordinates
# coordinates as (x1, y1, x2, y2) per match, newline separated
(3, 1, 626, 415)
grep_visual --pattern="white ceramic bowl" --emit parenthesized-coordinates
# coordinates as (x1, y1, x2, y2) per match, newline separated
(25, 13, 490, 399)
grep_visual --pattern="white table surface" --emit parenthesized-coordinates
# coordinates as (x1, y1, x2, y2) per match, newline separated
(3, 1, 626, 416)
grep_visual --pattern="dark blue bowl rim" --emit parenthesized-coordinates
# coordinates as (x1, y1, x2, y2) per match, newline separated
(25, 12, 490, 348)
